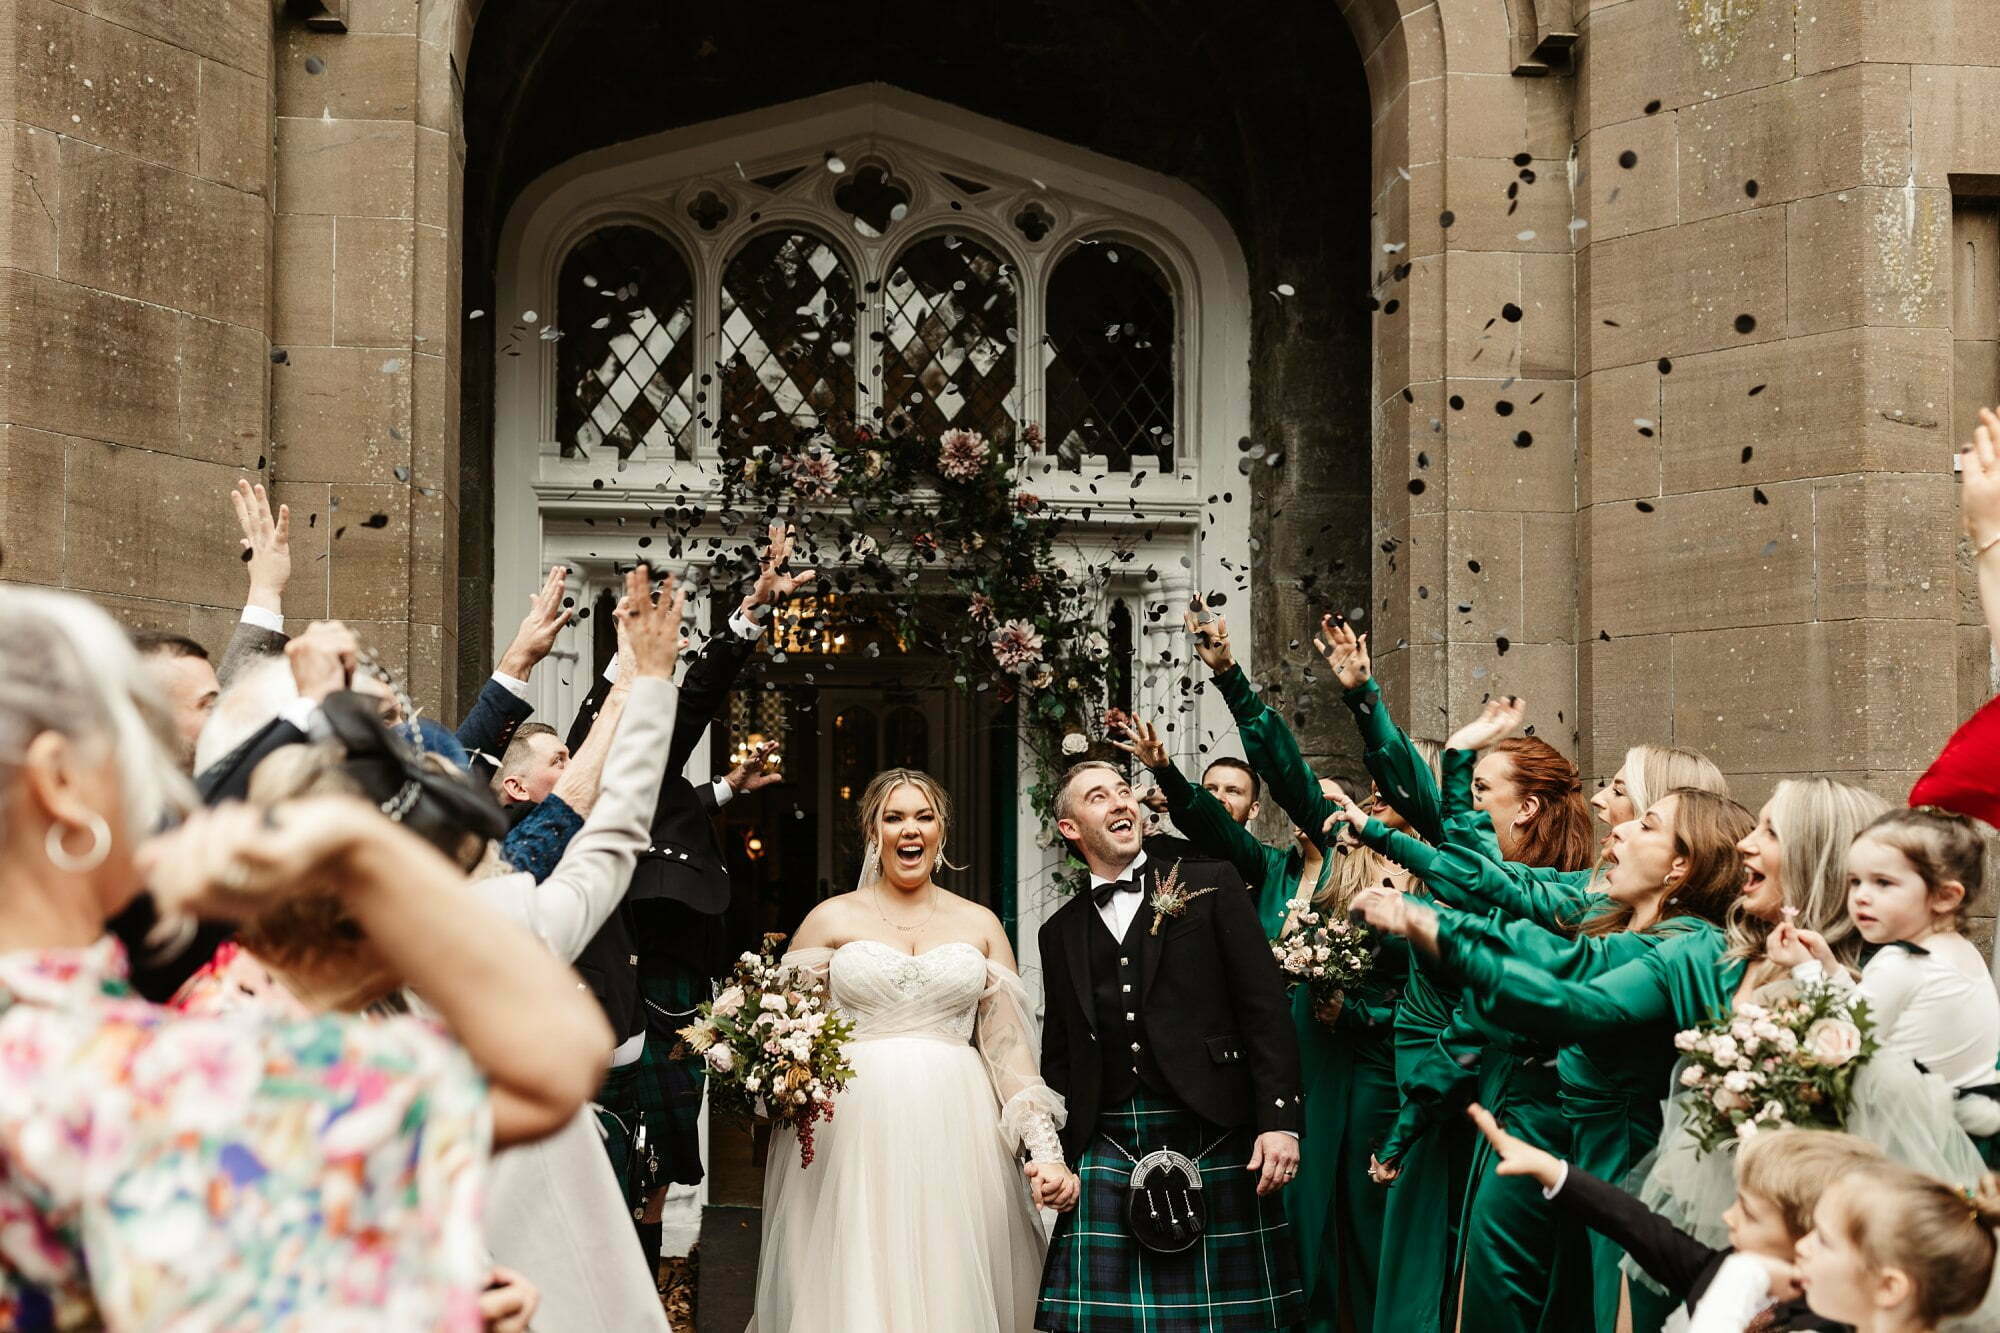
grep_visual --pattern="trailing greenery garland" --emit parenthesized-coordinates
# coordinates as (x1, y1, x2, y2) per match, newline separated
(715, 417, 1112, 825)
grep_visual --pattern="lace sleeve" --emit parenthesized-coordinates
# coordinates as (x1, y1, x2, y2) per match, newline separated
(975, 962, 1067, 1165)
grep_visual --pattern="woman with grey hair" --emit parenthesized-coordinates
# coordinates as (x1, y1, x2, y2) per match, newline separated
(0, 586, 611, 1330)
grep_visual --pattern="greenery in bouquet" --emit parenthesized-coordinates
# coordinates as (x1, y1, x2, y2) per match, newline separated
(714, 416, 1113, 826)
(1673, 981, 1877, 1154)
(1271, 903, 1379, 1026)
(676, 933, 856, 1167)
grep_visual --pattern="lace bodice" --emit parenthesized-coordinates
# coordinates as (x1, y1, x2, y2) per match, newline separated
(831, 939, 986, 1042)
(784, 940, 1067, 1166)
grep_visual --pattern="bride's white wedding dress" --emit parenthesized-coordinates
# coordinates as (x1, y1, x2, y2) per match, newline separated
(749, 939, 1066, 1333)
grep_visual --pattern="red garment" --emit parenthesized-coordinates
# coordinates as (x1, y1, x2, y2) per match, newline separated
(1909, 692, 2000, 826)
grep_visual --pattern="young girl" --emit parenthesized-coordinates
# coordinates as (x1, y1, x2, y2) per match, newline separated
(1770, 806, 2000, 1154)
(1796, 1162, 2000, 1332)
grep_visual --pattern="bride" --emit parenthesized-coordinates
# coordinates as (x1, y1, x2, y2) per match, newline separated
(750, 768, 1078, 1332)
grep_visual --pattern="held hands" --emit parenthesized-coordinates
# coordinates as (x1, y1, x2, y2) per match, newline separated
(613, 565, 687, 680)
(1313, 615, 1371, 690)
(1445, 695, 1525, 753)
(1247, 1131, 1300, 1196)
(231, 480, 291, 614)
(285, 620, 360, 703)
(497, 564, 573, 680)
(1320, 792, 1370, 843)
(1466, 1103, 1564, 1193)
(1962, 407, 2000, 554)
(1183, 599, 1234, 672)
(1766, 922, 1839, 972)
(743, 522, 818, 614)
(1367, 1154, 1400, 1186)
(1108, 716, 1171, 770)
(1024, 1160, 1082, 1212)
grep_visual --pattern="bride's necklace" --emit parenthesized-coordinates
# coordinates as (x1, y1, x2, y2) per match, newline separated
(871, 883, 939, 933)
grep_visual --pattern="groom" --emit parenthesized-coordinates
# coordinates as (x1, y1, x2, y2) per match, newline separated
(1035, 760, 1306, 1333)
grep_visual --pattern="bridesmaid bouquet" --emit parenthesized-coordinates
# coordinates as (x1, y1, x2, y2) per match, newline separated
(1271, 904, 1378, 1026)
(1673, 982, 1878, 1153)
(677, 933, 857, 1167)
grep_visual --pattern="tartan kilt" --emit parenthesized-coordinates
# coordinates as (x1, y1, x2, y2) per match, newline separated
(594, 965, 709, 1190)
(1036, 1091, 1305, 1333)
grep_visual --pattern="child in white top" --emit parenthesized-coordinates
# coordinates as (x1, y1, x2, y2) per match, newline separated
(1771, 808, 2000, 1132)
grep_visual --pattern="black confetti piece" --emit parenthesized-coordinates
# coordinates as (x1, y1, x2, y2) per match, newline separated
(1741, 446, 1754, 463)
(1635, 501, 1655, 513)
(1495, 400, 1514, 416)
(1496, 636, 1510, 655)
(1618, 150, 1639, 169)
(1449, 395, 1465, 411)
(270, 348, 288, 364)
(1734, 313, 1757, 334)
(1439, 210, 1456, 228)
(1744, 179, 1759, 198)
(1599, 629, 1613, 641)
(1644, 99, 1662, 114)
(1657, 357, 1673, 375)
(1752, 488, 1768, 505)
(1408, 479, 1427, 495)
(361, 513, 388, 528)
(1502, 303, 1523, 322)
(1513, 152, 1532, 167)
(1514, 431, 1533, 447)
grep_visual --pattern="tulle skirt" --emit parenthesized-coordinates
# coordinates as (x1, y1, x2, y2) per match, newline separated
(1627, 1056, 2000, 1328)
(749, 1036, 1048, 1333)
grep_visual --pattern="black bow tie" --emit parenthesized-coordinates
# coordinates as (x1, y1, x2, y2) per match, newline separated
(1093, 875, 1143, 909)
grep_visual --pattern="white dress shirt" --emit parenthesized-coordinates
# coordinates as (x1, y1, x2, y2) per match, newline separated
(1090, 850, 1151, 939)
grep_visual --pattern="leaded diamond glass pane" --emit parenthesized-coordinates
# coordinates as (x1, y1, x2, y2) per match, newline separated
(556, 226, 697, 461)
(881, 233, 1019, 446)
(720, 230, 857, 452)
(1045, 241, 1176, 472)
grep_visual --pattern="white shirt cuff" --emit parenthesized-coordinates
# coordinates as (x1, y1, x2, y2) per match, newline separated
(1542, 1160, 1569, 1200)
(490, 671, 530, 700)
(239, 604, 284, 633)
(278, 697, 326, 741)
(712, 777, 736, 808)
(731, 606, 767, 642)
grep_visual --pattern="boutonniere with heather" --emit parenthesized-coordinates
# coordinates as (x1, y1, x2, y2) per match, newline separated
(1148, 860, 1218, 935)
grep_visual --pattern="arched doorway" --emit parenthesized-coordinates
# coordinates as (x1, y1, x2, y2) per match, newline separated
(458, 2, 1375, 1306)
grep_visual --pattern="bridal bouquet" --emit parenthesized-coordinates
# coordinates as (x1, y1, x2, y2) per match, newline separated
(677, 933, 857, 1168)
(1271, 904, 1378, 1026)
(1673, 982, 1877, 1154)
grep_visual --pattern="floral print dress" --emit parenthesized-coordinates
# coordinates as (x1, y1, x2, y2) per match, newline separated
(0, 937, 491, 1331)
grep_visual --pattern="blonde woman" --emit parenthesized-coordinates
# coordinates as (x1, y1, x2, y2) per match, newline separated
(751, 768, 1070, 1333)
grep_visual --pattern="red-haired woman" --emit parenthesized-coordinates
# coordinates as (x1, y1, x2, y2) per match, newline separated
(1371, 697, 1598, 1333)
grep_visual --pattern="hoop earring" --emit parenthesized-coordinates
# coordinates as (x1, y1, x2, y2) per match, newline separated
(45, 812, 111, 874)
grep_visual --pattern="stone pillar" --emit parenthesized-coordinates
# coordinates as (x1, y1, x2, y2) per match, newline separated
(0, 0, 271, 649)
(1572, 0, 1980, 812)
(269, 0, 467, 714)
(1350, 0, 1581, 755)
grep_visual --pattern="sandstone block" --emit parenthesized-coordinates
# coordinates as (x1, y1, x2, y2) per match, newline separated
(1579, 360, 1662, 505)
(270, 345, 411, 484)
(274, 213, 335, 346)
(1, 270, 180, 449)
(333, 215, 415, 346)
(276, 31, 419, 122)
(176, 313, 266, 466)
(1676, 65, 1907, 223)
(327, 483, 409, 621)
(63, 440, 248, 605)
(0, 424, 71, 585)
(275, 117, 416, 218)
(15, 0, 198, 171)
(1, 124, 61, 277)
(1585, 478, 1816, 637)
(1582, 206, 1787, 368)
(1786, 188, 1951, 337)
(196, 56, 268, 195)
(1579, 113, 1677, 243)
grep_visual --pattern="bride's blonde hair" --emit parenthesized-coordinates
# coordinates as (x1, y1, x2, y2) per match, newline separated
(857, 768, 964, 878)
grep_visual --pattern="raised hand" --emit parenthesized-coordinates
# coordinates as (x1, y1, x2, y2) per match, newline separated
(1320, 791, 1370, 841)
(1347, 884, 1410, 936)
(231, 480, 291, 615)
(1313, 615, 1371, 690)
(1467, 1103, 1564, 1193)
(614, 565, 686, 680)
(1183, 598, 1234, 672)
(497, 564, 573, 680)
(1768, 922, 1838, 973)
(725, 738, 784, 793)
(285, 620, 360, 703)
(138, 796, 380, 922)
(744, 521, 818, 613)
(1445, 695, 1525, 753)
(1963, 407, 2000, 550)
(1108, 716, 1171, 770)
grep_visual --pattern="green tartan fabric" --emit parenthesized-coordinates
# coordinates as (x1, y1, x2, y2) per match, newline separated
(1036, 1092, 1305, 1333)
(594, 965, 709, 1191)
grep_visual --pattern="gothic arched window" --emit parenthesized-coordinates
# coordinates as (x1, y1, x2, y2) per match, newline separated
(881, 233, 1020, 446)
(719, 229, 858, 454)
(556, 225, 699, 461)
(1045, 239, 1176, 473)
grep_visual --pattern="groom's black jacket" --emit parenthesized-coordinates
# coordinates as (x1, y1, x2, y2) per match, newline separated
(1037, 836, 1302, 1163)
